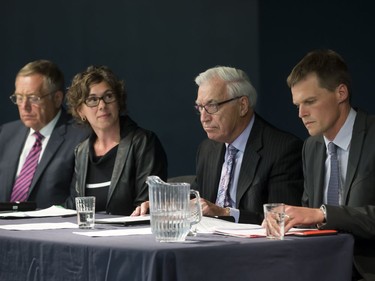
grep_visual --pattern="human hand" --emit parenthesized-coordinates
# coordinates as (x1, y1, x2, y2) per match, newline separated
(283, 205, 325, 232)
(199, 198, 228, 217)
(131, 201, 150, 216)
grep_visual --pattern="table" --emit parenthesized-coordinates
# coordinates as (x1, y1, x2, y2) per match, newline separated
(0, 214, 354, 281)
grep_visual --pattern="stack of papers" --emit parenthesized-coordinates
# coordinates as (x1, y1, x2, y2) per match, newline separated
(196, 216, 265, 237)
(0, 205, 77, 218)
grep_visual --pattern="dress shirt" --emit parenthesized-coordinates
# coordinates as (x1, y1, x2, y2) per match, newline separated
(323, 108, 356, 205)
(221, 115, 254, 222)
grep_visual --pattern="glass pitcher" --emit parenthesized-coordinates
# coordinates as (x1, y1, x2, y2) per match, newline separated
(146, 175, 202, 242)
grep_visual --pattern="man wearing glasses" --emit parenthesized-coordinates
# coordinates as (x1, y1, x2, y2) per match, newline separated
(0, 60, 89, 208)
(193, 66, 304, 224)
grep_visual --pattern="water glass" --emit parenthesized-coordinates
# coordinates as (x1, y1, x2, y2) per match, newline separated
(75, 196, 95, 229)
(263, 203, 285, 240)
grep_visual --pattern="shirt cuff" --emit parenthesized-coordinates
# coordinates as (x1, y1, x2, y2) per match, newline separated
(229, 207, 240, 223)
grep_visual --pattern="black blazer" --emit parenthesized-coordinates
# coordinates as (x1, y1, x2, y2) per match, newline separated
(193, 114, 304, 224)
(303, 110, 375, 280)
(0, 110, 89, 208)
(66, 116, 168, 216)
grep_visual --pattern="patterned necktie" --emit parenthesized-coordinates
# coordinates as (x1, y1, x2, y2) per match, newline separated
(216, 144, 239, 207)
(10, 132, 44, 202)
(327, 142, 340, 206)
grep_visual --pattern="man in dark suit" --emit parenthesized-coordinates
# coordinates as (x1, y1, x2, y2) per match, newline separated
(0, 60, 89, 208)
(192, 66, 304, 224)
(284, 49, 375, 281)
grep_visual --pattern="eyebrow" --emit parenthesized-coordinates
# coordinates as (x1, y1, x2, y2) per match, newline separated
(14, 92, 40, 96)
(195, 98, 217, 105)
(88, 89, 113, 96)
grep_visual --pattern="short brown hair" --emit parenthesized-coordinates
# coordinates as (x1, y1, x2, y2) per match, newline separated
(287, 49, 352, 97)
(17, 59, 65, 94)
(66, 65, 126, 123)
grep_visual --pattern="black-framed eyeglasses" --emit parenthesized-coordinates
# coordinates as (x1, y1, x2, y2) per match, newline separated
(194, 96, 243, 115)
(9, 91, 55, 105)
(84, 92, 117, 107)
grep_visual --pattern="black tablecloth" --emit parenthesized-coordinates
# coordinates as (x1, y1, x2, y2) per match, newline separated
(0, 214, 354, 281)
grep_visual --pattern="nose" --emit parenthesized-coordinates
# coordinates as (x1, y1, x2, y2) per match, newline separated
(97, 98, 107, 109)
(200, 109, 211, 123)
(18, 98, 32, 111)
(298, 104, 307, 119)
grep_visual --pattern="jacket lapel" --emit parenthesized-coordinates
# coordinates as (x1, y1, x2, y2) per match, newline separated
(343, 110, 366, 202)
(311, 139, 326, 207)
(4, 127, 29, 198)
(236, 118, 262, 205)
(29, 112, 67, 194)
(106, 130, 135, 204)
(208, 142, 226, 202)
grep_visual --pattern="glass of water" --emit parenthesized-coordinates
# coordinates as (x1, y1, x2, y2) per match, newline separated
(75, 196, 95, 229)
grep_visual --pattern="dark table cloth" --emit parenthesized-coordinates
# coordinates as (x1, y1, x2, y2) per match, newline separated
(0, 214, 354, 281)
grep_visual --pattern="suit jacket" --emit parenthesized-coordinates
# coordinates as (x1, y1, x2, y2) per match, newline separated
(303, 110, 375, 281)
(193, 114, 304, 224)
(66, 116, 168, 216)
(0, 110, 89, 208)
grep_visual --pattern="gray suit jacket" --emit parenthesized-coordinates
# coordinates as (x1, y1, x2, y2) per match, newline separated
(0, 110, 89, 208)
(302, 110, 375, 280)
(193, 114, 304, 224)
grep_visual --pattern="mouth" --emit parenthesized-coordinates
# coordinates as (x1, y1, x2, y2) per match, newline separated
(203, 126, 215, 130)
(21, 115, 35, 119)
(303, 120, 314, 127)
(97, 113, 111, 119)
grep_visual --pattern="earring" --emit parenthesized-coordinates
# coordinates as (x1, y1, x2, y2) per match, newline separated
(81, 116, 87, 122)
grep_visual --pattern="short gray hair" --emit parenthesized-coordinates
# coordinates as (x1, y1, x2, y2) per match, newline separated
(195, 66, 257, 108)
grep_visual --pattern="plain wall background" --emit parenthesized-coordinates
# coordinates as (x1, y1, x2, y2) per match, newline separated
(1, 0, 374, 177)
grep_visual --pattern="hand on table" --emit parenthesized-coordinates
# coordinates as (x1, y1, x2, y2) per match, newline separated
(199, 198, 229, 217)
(131, 201, 149, 216)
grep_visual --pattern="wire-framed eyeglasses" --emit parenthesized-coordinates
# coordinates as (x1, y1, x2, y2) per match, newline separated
(194, 96, 243, 115)
(9, 91, 55, 105)
(84, 92, 117, 107)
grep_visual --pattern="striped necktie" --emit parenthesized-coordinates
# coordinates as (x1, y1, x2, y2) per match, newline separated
(216, 144, 238, 207)
(10, 132, 44, 202)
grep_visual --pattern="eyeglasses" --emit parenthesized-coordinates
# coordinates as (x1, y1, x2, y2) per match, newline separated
(194, 96, 243, 115)
(84, 92, 117, 107)
(9, 92, 54, 105)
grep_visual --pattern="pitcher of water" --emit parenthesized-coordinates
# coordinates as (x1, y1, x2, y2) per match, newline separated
(147, 176, 202, 242)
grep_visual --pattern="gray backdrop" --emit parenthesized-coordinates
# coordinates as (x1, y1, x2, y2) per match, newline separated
(1, 0, 374, 177)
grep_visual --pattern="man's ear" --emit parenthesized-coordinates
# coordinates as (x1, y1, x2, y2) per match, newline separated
(239, 96, 249, 116)
(336, 84, 349, 103)
(54, 90, 64, 107)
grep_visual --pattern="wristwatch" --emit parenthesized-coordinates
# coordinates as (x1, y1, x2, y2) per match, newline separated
(320, 205, 327, 223)
(317, 205, 327, 228)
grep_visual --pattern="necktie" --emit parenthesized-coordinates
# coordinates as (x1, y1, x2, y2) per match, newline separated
(327, 142, 340, 206)
(216, 144, 239, 207)
(10, 132, 44, 202)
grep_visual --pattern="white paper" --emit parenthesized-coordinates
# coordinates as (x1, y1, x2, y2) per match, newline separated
(95, 215, 150, 224)
(213, 226, 315, 238)
(0, 205, 77, 218)
(0, 222, 78, 231)
(73, 227, 152, 237)
(196, 216, 262, 234)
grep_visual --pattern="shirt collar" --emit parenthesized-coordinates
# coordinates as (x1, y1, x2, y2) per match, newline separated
(226, 114, 255, 152)
(324, 108, 356, 151)
(29, 110, 61, 137)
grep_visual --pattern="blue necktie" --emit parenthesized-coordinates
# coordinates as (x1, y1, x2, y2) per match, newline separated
(327, 142, 340, 206)
(216, 145, 238, 207)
